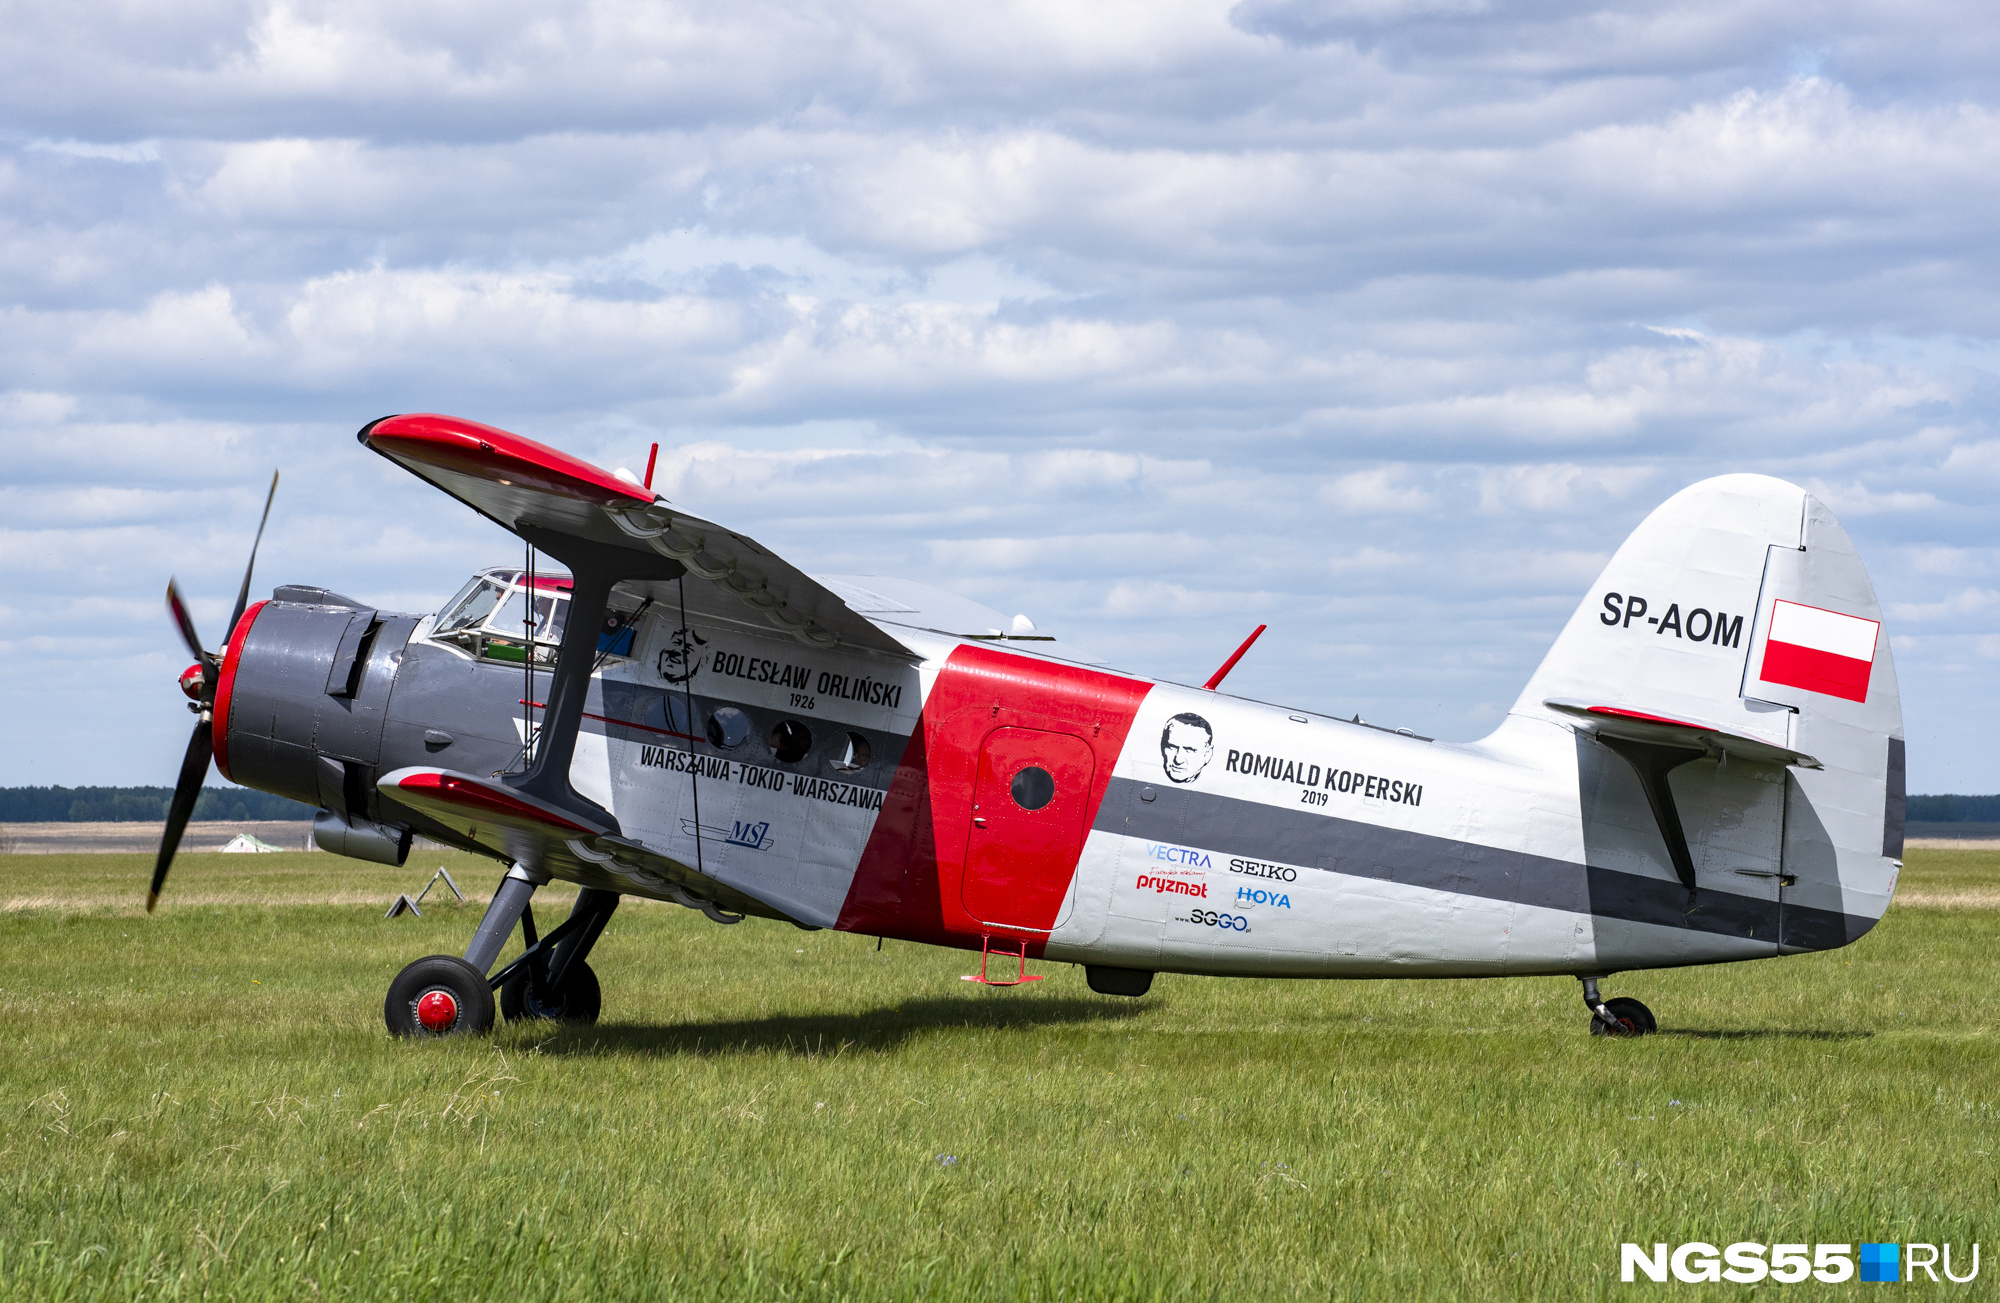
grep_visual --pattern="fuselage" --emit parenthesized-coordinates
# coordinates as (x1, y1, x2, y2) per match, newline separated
(211, 571, 1873, 981)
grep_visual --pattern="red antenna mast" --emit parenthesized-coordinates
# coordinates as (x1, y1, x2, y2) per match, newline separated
(1203, 624, 1267, 690)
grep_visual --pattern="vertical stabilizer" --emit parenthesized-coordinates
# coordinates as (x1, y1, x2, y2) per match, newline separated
(1508, 474, 1903, 953)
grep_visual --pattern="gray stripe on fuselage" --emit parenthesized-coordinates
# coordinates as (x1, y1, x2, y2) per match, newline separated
(1094, 777, 1869, 948)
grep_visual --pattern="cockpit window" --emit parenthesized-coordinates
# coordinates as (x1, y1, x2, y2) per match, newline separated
(427, 568, 642, 667)
(492, 589, 560, 642)
(437, 577, 506, 633)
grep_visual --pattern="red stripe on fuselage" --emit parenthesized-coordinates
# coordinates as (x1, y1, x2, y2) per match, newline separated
(834, 643, 1152, 949)
(211, 600, 267, 782)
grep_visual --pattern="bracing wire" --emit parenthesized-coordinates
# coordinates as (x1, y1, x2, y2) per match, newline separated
(523, 542, 535, 770)
(677, 573, 705, 879)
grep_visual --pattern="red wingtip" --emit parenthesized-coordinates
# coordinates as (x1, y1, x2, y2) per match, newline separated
(362, 414, 656, 508)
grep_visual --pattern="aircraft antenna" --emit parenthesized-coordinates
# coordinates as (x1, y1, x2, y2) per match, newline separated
(1203, 623, 1268, 690)
(677, 573, 706, 879)
(643, 442, 659, 491)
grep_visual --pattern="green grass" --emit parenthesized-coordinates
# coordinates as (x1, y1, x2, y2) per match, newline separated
(2, 849, 1995, 1300)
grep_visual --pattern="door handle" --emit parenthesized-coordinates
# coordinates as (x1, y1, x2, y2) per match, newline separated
(973, 818, 986, 828)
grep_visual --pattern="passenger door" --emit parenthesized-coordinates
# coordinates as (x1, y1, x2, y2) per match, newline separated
(961, 727, 1096, 932)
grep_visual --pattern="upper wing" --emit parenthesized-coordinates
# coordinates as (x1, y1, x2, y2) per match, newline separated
(358, 413, 916, 659)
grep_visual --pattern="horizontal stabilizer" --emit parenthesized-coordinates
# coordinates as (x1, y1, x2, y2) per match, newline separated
(1543, 700, 1822, 769)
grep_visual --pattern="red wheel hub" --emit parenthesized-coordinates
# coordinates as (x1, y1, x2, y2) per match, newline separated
(416, 989, 459, 1032)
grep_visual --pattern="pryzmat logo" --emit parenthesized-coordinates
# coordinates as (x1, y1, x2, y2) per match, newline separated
(1621, 1242, 1979, 1284)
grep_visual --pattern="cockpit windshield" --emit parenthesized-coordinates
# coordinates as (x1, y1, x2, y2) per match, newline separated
(429, 568, 641, 666)
(436, 576, 507, 634)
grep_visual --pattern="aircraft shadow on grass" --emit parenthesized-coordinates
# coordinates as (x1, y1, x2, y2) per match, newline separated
(1656, 1028, 1874, 1042)
(521, 994, 1150, 1058)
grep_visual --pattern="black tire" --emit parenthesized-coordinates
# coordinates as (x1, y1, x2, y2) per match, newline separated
(385, 954, 495, 1037)
(501, 959, 601, 1025)
(1590, 996, 1657, 1037)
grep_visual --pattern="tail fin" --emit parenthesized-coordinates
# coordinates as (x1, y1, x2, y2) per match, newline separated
(1512, 474, 1903, 952)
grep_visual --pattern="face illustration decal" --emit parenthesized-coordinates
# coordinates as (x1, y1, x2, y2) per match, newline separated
(1160, 713, 1214, 784)
(657, 626, 708, 684)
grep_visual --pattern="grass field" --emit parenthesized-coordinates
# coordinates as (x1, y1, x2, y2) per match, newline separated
(3, 849, 1996, 1300)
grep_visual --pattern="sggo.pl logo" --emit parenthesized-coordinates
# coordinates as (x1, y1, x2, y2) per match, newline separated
(1621, 1242, 1980, 1284)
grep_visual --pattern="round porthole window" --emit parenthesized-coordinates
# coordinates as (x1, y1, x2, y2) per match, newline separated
(706, 707, 751, 749)
(768, 720, 812, 764)
(831, 732, 872, 773)
(1011, 765, 1056, 811)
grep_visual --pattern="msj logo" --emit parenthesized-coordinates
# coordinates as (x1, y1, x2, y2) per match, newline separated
(1622, 1242, 1980, 1284)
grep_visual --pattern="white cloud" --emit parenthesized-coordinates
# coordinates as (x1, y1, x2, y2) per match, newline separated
(1478, 464, 1654, 513)
(1318, 467, 1432, 513)
(1, 0, 1998, 790)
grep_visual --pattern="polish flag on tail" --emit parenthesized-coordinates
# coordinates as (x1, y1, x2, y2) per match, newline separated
(1758, 599, 1880, 703)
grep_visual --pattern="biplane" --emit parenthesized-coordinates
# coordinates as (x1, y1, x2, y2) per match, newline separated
(153, 415, 1905, 1038)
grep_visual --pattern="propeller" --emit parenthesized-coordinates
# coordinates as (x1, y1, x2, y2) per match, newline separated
(149, 471, 279, 912)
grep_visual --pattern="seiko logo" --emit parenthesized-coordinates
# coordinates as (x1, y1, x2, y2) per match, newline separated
(1228, 856, 1298, 882)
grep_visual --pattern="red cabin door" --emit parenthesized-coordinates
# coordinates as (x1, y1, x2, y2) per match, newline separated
(961, 727, 1096, 931)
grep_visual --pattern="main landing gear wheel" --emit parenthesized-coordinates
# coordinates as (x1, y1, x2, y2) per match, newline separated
(500, 959, 601, 1025)
(1580, 976, 1656, 1037)
(385, 955, 495, 1037)
(1589, 997, 1657, 1037)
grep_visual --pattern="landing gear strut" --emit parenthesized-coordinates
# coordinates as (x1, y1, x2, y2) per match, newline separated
(1581, 976, 1656, 1037)
(385, 864, 618, 1036)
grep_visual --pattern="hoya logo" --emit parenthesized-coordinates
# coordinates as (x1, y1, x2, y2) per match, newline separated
(1235, 887, 1291, 909)
(1135, 875, 1206, 898)
(1145, 842, 1212, 868)
(1621, 1242, 1979, 1284)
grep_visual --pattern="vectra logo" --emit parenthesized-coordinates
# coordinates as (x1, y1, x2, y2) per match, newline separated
(1621, 1242, 1979, 1284)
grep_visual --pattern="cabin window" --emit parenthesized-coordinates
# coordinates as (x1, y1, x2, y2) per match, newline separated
(707, 707, 751, 749)
(768, 720, 812, 764)
(1011, 766, 1055, 811)
(831, 732, 872, 773)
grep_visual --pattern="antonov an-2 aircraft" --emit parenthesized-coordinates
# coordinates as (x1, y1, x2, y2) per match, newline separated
(151, 414, 1905, 1039)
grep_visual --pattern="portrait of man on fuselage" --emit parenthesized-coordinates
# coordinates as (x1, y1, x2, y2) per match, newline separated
(1160, 713, 1214, 784)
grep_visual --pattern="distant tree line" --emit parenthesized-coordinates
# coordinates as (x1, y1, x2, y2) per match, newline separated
(1907, 794, 2000, 823)
(0, 786, 316, 823)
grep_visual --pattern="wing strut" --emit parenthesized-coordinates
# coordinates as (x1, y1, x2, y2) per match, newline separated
(510, 527, 684, 827)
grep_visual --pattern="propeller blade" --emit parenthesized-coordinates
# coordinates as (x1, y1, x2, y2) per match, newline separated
(148, 718, 213, 912)
(165, 579, 211, 671)
(226, 470, 280, 641)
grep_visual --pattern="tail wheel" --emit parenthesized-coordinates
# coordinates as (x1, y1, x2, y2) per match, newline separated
(1589, 995, 1657, 1037)
(386, 955, 495, 1037)
(501, 959, 601, 1025)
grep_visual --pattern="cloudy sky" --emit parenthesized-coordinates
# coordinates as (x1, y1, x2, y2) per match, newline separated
(3, 0, 1996, 793)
